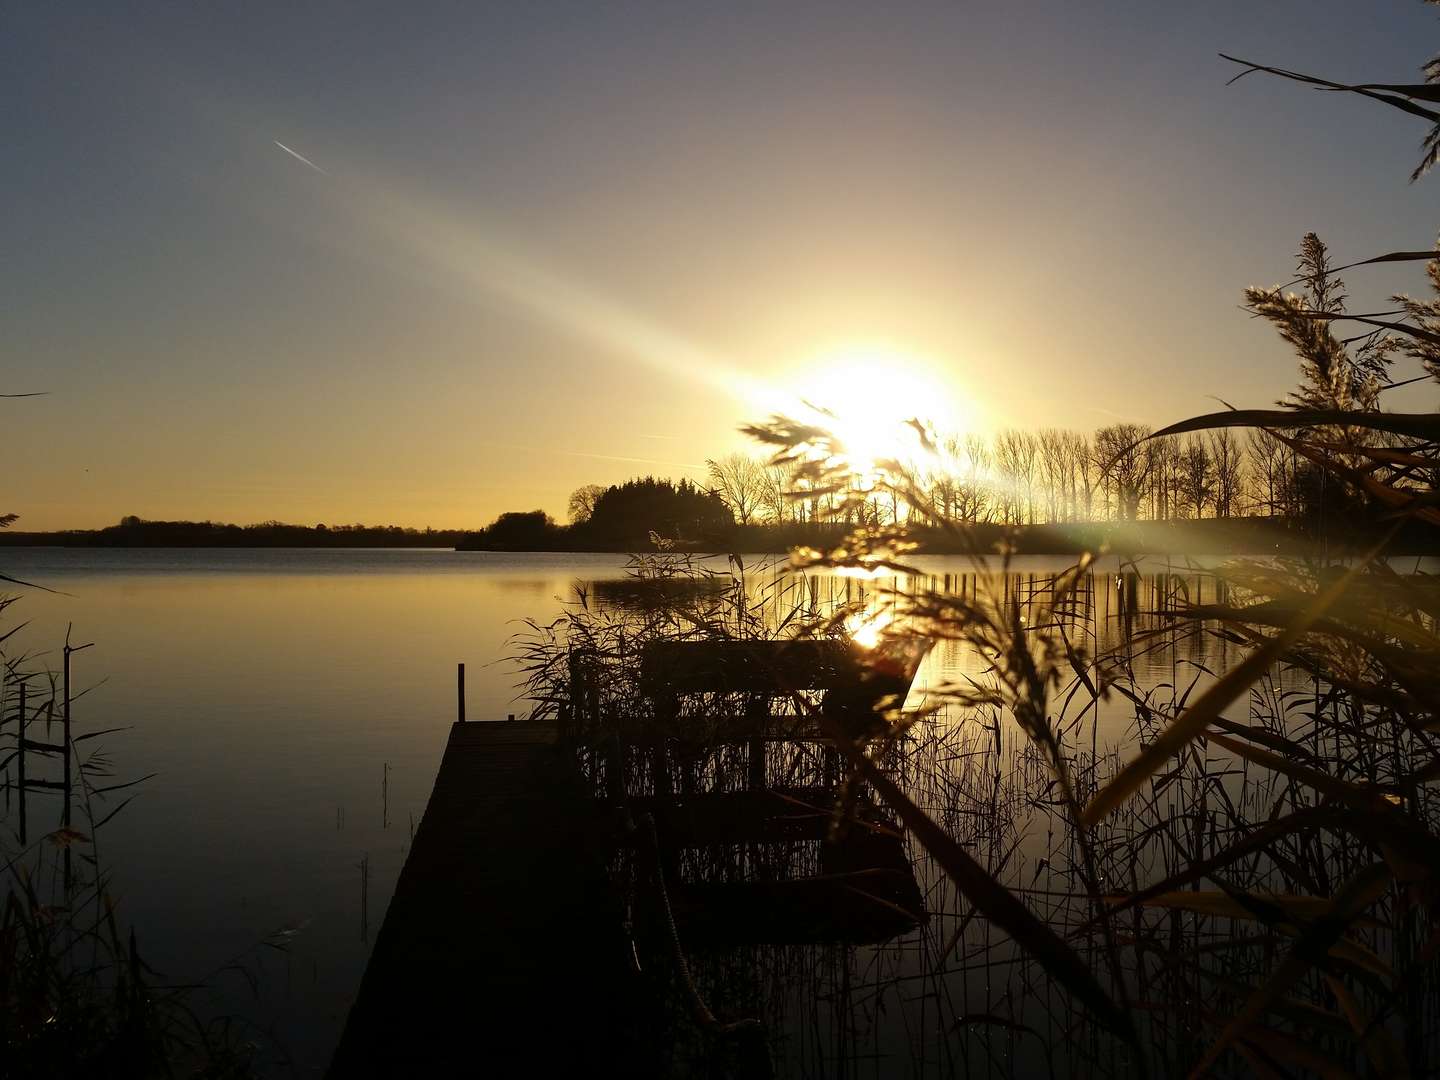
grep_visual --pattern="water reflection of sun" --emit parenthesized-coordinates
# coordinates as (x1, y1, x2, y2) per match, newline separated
(846, 605, 894, 650)
(784, 345, 967, 474)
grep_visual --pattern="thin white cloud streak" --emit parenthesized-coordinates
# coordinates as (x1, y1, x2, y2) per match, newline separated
(472, 437, 701, 472)
(273, 140, 330, 175)
(1084, 404, 1146, 424)
(560, 450, 704, 470)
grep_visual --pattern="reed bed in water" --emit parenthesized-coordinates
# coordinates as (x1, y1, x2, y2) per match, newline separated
(514, 539, 1440, 1077)
(671, 659, 1434, 1075)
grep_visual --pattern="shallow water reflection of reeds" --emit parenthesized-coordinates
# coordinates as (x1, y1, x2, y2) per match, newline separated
(546, 557, 1440, 1078)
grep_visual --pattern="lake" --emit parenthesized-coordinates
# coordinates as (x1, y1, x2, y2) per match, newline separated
(0, 547, 1320, 1075)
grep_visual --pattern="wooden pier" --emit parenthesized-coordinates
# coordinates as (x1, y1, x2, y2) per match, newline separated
(328, 639, 933, 1075)
(326, 718, 647, 1078)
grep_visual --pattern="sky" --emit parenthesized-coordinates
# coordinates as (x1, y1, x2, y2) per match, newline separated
(6, 1, 1440, 530)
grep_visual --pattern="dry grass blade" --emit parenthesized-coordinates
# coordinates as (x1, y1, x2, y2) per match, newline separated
(1324, 974, 1410, 1077)
(1220, 53, 1440, 122)
(1120, 890, 1378, 929)
(1204, 732, 1380, 808)
(1082, 539, 1384, 826)
(1079, 807, 1345, 931)
(1148, 409, 1440, 442)
(1188, 862, 1393, 1078)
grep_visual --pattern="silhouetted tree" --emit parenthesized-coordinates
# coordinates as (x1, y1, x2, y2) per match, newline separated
(1093, 424, 1151, 521)
(480, 510, 559, 550)
(567, 484, 605, 525)
(1247, 429, 1286, 515)
(994, 430, 1038, 524)
(1143, 437, 1176, 520)
(1177, 435, 1215, 519)
(1210, 430, 1245, 518)
(583, 477, 733, 545)
(705, 454, 766, 525)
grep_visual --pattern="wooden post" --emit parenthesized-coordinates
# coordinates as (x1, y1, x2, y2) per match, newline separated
(62, 646, 72, 830)
(457, 663, 466, 724)
(63, 647, 73, 890)
(16, 681, 26, 846)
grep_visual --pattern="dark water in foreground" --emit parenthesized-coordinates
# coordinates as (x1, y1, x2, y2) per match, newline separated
(3, 547, 1413, 1075)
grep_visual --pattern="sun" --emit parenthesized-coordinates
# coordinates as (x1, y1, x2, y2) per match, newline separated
(781, 345, 967, 474)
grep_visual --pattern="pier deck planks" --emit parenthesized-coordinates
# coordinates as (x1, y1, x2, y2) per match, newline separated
(327, 719, 643, 1077)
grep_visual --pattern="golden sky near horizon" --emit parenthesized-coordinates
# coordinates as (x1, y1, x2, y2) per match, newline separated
(7, 3, 1440, 531)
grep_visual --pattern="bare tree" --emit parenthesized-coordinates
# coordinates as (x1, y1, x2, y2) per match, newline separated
(955, 434, 993, 522)
(567, 484, 605, 525)
(1246, 429, 1286, 515)
(1177, 435, 1215, 519)
(1064, 431, 1096, 522)
(994, 430, 1041, 524)
(1143, 438, 1175, 521)
(757, 463, 791, 525)
(928, 435, 962, 523)
(1093, 424, 1151, 521)
(1039, 429, 1069, 523)
(706, 454, 767, 525)
(1210, 429, 1245, 518)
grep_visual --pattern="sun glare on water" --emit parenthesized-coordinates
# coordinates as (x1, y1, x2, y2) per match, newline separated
(845, 606, 895, 650)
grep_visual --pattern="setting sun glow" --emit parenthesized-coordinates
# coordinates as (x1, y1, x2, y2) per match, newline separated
(783, 346, 968, 474)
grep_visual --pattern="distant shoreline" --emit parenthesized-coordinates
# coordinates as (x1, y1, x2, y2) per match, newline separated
(10, 515, 1433, 556)
(462, 518, 1440, 556)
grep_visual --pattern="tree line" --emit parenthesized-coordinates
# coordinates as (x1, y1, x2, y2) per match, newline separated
(0, 517, 472, 548)
(700, 424, 1331, 531)
(457, 419, 1369, 554)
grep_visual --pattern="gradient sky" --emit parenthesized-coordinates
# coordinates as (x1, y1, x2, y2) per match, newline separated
(7, 1, 1440, 530)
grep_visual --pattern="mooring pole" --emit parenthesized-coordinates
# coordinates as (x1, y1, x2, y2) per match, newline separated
(457, 663, 466, 724)
(62, 646, 72, 830)
(16, 681, 26, 846)
(63, 645, 73, 890)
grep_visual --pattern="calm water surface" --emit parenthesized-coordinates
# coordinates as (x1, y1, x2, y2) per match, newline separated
(0, 547, 1286, 1074)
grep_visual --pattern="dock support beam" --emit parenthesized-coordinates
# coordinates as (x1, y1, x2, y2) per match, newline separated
(457, 663, 466, 724)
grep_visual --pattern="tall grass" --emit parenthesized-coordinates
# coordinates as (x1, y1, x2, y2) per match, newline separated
(0, 621, 280, 1077)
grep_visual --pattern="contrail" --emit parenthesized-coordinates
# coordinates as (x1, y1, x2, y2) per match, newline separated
(561, 450, 704, 470)
(273, 140, 328, 174)
(473, 438, 703, 472)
